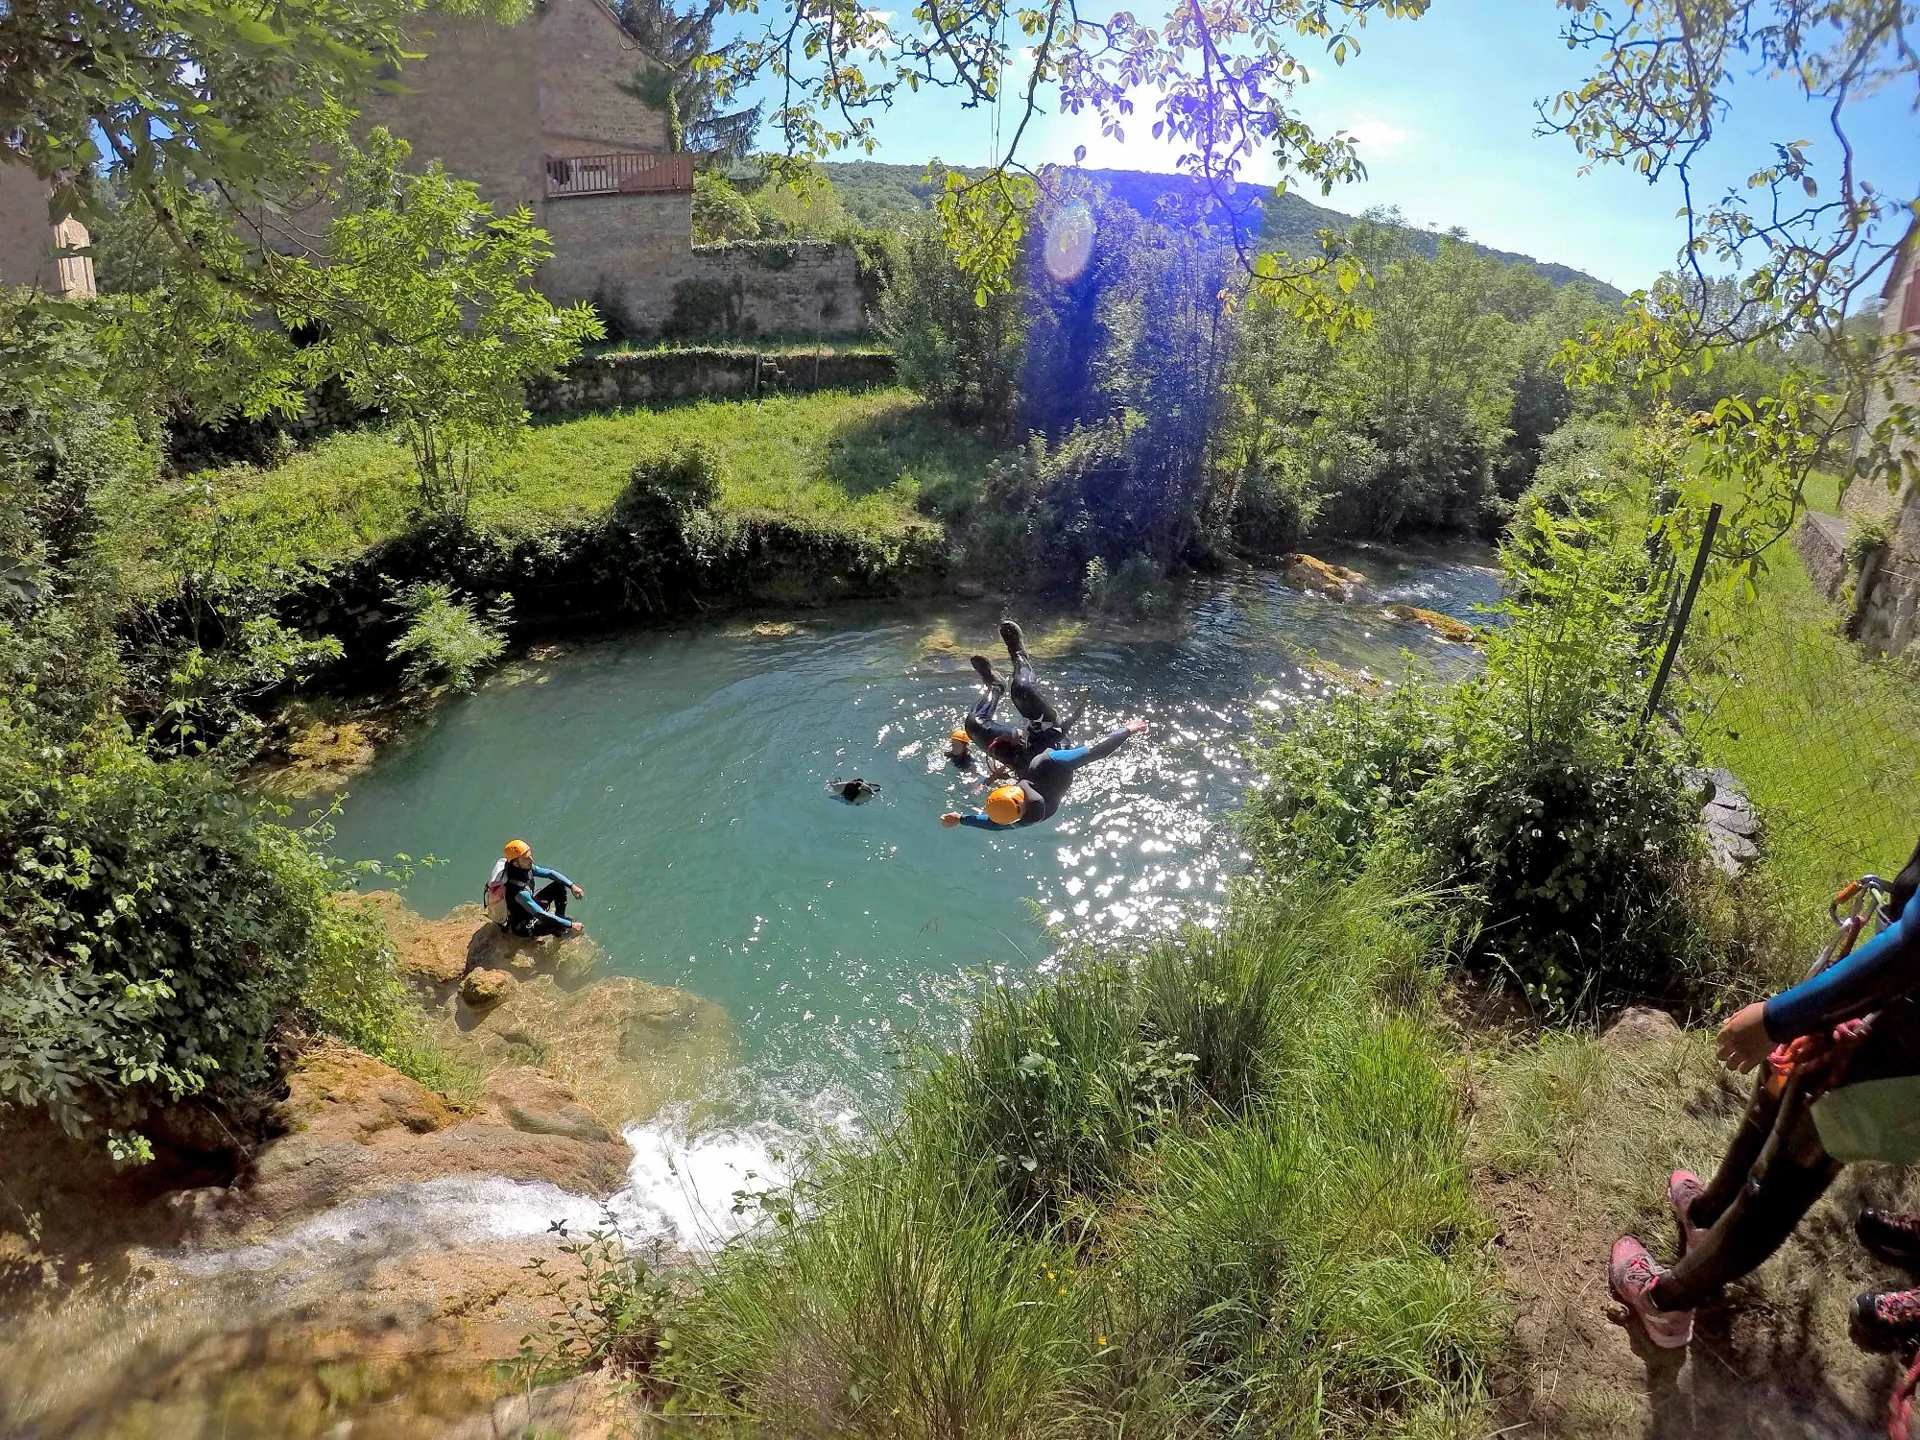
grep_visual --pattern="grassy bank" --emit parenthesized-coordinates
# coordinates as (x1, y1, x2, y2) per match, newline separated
(115, 388, 993, 589)
(641, 870, 1500, 1437)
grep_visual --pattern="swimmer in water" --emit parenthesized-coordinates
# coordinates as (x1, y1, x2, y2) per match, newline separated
(947, 728, 975, 768)
(941, 718, 1146, 832)
(828, 777, 881, 804)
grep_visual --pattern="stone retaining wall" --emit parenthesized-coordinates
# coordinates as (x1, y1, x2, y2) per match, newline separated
(527, 346, 895, 414)
(1796, 511, 1849, 603)
(552, 232, 872, 340)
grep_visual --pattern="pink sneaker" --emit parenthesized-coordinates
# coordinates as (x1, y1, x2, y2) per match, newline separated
(1609, 1235, 1694, 1349)
(1669, 1169, 1710, 1256)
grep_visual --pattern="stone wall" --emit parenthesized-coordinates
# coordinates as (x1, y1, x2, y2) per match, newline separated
(526, 347, 895, 413)
(1797, 511, 1849, 604)
(541, 226, 871, 340)
(363, 10, 545, 217)
(539, 190, 694, 319)
(668, 243, 870, 338)
(366, 0, 670, 213)
(1830, 225, 1920, 656)
(0, 162, 93, 297)
(537, 0, 669, 155)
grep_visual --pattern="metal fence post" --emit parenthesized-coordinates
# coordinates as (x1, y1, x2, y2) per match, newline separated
(1639, 502, 1722, 736)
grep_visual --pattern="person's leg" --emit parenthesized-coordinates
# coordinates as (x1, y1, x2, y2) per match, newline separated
(1000, 622, 1062, 729)
(1650, 1077, 1840, 1309)
(1687, 1072, 1785, 1230)
(966, 681, 1024, 751)
(535, 880, 570, 920)
(1658, 999, 1920, 1310)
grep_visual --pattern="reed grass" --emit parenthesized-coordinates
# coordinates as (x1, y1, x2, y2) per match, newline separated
(658, 868, 1500, 1438)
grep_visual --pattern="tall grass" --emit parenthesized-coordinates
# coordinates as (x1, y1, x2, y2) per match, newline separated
(657, 870, 1499, 1437)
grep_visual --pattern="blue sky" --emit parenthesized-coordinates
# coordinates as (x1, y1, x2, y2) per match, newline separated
(784, 2, 1916, 293)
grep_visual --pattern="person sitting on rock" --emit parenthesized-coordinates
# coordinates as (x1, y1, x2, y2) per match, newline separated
(942, 719, 1146, 832)
(488, 839, 584, 938)
(964, 620, 1086, 775)
(1608, 833, 1920, 1353)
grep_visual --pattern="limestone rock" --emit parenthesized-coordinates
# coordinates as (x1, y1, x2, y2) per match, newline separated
(367, 897, 737, 1132)
(7, 1231, 596, 1439)
(1601, 1005, 1682, 1052)
(176, 1040, 632, 1243)
(481, 1067, 616, 1145)
(445, 1371, 643, 1440)
(1281, 553, 1367, 599)
(461, 967, 515, 1007)
(354, 891, 485, 985)
(1383, 603, 1476, 643)
(1685, 766, 1762, 877)
(360, 895, 606, 991)
(440, 970, 735, 1131)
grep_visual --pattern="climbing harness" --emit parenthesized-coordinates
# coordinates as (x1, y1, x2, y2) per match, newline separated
(1764, 876, 1892, 1101)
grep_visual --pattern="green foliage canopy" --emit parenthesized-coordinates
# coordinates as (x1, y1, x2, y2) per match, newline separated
(285, 132, 603, 516)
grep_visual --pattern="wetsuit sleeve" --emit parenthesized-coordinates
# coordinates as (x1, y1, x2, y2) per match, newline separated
(1044, 726, 1136, 771)
(1764, 900, 1920, 1042)
(531, 865, 575, 889)
(958, 812, 1011, 831)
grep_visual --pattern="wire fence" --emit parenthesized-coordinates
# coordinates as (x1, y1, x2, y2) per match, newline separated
(1672, 517, 1920, 914)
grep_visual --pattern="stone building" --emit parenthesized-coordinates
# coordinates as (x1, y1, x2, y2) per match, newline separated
(1798, 216, 1920, 654)
(367, 0, 866, 338)
(0, 162, 97, 300)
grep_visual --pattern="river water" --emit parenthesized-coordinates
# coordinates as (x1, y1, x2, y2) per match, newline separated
(326, 546, 1500, 1125)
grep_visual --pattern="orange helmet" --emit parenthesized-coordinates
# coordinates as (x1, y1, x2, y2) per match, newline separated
(949, 728, 970, 746)
(986, 786, 1026, 826)
(503, 839, 532, 862)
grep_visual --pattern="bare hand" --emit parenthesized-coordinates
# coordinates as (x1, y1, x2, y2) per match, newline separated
(1716, 1001, 1772, 1073)
(941, 812, 963, 828)
(571, 920, 586, 934)
(1125, 718, 1148, 735)
(571, 884, 584, 899)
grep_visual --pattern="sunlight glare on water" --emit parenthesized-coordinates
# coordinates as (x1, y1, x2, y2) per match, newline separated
(322, 551, 1498, 1112)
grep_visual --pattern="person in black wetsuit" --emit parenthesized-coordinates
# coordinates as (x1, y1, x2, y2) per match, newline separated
(1609, 833, 1920, 1352)
(942, 718, 1147, 831)
(963, 620, 1086, 775)
(495, 840, 585, 938)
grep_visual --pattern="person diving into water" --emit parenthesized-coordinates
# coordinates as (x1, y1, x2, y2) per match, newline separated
(963, 620, 1088, 775)
(484, 839, 585, 937)
(941, 718, 1147, 832)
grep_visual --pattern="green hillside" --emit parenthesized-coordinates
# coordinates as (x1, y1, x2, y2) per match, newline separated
(820, 159, 1625, 299)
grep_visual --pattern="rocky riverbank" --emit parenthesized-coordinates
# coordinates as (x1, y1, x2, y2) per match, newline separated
(0, 897, 734, 1438)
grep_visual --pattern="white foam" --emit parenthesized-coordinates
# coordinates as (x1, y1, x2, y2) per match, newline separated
(170, 1174, 610, 1277)
(171, 1093, 856, 1279)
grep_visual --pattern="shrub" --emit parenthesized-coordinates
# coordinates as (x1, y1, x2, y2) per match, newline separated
(1080, 554, 1172, 618)
(387, 581, 508, 693)
(692, 172, 761, 244)
(881, 219, 1024, 434)
(0, 722, 386, 1148)
(1248, 504, 1711, 1013)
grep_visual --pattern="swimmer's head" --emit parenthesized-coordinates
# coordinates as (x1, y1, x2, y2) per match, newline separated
(947, 727, 971, 758)
(986, 785, 1026, 826)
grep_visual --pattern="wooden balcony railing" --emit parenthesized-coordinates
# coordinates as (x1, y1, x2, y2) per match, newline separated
(544, 151, 694, 199)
